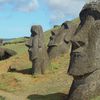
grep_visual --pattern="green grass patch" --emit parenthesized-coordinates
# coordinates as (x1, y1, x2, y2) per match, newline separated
(91, 96, 100, 100)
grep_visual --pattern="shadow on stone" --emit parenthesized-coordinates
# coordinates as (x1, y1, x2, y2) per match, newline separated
(27, 93, 67, 100)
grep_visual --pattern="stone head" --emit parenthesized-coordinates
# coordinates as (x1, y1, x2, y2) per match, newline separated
(31, 25, 43, 37)
(26, 25, 44, 61)
(68, 1, 100, 76)
(48, 21, 69, 48)
(47, 21, 71, 58)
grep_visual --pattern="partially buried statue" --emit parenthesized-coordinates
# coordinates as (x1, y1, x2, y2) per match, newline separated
(47, 21, 75, 59)
(26, 25, 49, 75)
(67, 1, 100, 100)
(0, 48, 16, 60)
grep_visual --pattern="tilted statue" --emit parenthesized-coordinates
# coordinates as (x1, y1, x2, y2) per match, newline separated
(0, 48, 16, 60)
(26, 25, 49, 75)
(67, 1, 100, 100)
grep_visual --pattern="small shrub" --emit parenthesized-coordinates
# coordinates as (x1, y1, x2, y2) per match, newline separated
(0, 96, 5, 100)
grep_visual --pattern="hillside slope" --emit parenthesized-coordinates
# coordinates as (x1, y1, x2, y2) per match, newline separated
(2, 18, 100, 100)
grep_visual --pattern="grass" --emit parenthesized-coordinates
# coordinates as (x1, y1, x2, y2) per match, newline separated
(71, 18, 80, 24)
(0, 51, 72, 92)
(0, 18, 99, 100)
(0, 39, 72, 100)
(0, 24, 73, 99)
(91, 96, 100, 100)
(0, 96, 5, 100)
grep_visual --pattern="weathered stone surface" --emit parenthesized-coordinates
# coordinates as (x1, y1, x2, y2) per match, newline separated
(47, 21, 76, 59)
(26, 25, 49, 75)
(0, 48, 16, 60)
(67, 1, 100, 100)
(68, 70, 100, 100)
(68, 2, 100, 76)
(80, 0, 100, 24)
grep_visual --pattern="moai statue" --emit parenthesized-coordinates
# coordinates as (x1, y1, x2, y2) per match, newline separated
(67, 1, 100, 100)
(26, 25, 49, 75)
(47, 21, 74, 59)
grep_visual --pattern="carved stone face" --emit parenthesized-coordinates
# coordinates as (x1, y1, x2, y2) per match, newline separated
(26, 25, 49, 74)
(26, 25, 43, 61)
(68, 2, 100, 76)
(47, 23, 71, 58)
(48, 22, 69, 47)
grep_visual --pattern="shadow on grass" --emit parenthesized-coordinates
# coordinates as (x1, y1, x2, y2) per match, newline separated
(17, 68, 32, 74)
(27, 93, 67, 100)
(8, 68, 32, 75)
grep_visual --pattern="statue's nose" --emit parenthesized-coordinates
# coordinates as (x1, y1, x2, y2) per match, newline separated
(25, 39, 32, 47)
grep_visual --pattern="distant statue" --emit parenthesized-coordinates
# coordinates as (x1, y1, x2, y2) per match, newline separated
(67, 1, 100, 100)
(0, 39, 3, 46)
(47, 21, 75, 59)
(26, 25, 49, 75)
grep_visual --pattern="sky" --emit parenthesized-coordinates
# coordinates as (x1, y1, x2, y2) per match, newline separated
(0, 0, 86, 38)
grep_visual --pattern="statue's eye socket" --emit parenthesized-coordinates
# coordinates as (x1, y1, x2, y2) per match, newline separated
(51, 32, 56, 35)
(72, 41, 85, 50)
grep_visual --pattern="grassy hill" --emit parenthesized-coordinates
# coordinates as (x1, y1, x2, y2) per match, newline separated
(0, 21, 72, 100)
(0, 18, 99, 100)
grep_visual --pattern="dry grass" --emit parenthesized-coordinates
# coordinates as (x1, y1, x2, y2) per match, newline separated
(0, 34, 73, 100)
(0, 18, 98, 100)
(0, 47, 73, 99)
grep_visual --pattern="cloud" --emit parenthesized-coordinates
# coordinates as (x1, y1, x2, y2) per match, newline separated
(14, 0, 39, 12)
(45, 0, 85, 25)
(0, 0, 39, 12)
